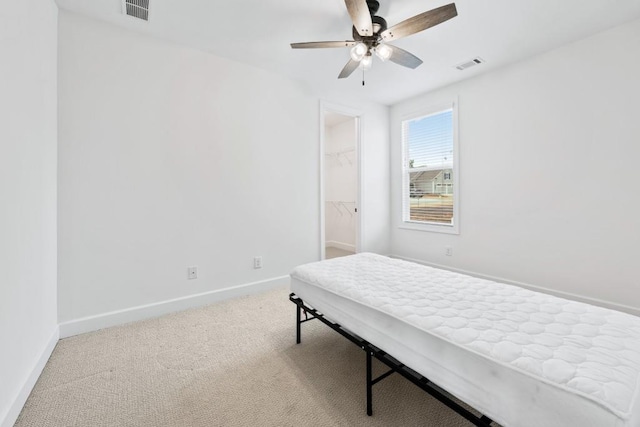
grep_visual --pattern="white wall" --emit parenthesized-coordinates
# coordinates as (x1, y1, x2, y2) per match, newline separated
(57, 11, 390, 328)
(355, 100, 390, 255)
(325, 118, 357, 250)
(390, 18, 640, 313)
(57, 11, 318, 323)
(0, 0, 59, 425)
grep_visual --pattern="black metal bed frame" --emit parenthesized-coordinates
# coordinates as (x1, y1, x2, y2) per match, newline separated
(290, 293, 494, 427)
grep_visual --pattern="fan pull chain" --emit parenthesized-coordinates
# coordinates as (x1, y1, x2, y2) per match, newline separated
(362, 68, 365, 86)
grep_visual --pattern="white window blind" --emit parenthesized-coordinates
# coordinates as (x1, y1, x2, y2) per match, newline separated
(402, 107, 456, 228)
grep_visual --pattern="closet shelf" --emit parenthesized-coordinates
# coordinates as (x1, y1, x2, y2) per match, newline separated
(325, 148, 355, 166)
(326, 200, 356, 217)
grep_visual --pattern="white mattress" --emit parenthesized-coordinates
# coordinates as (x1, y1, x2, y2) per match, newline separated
(290, 253, 640, 427)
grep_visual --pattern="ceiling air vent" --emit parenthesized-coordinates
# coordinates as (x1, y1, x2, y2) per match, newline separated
(456, 57, 485, 71)
(123, 0, 149, 21)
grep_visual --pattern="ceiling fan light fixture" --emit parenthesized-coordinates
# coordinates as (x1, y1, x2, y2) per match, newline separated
(291, 2, 458, 80)
(350, 43, 368, 62)
(360, 55, 373, 70)
(375, 44, 393, 61)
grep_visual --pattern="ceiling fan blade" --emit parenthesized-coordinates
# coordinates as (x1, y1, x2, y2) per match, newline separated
(386, 45, 423, 69)
(291, 41, 357, 49)
(338, 58, 360, 79)
(380, 3, 457, 42)
(345, 0, 373, 37)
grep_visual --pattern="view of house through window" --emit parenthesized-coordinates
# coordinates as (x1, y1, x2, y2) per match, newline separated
(402, 107, 455, 226)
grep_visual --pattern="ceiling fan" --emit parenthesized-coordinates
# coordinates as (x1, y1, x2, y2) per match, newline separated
(291, 0, 458, 79)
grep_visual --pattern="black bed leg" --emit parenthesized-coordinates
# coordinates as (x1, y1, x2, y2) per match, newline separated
(296, 303, 301, 344)
(366, 350, 373, 416)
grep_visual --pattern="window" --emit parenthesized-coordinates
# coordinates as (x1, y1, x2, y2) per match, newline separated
(401, 103, 458, 233)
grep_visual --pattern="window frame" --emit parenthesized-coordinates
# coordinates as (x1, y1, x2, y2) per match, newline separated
(399, 100, 460, 235)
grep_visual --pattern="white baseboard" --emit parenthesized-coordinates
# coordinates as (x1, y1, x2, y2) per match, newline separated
(326, 241, 356, 252)
(390, 254, 640, 317)
(1, 327, 59, 427)
(59, 275, 290, 338)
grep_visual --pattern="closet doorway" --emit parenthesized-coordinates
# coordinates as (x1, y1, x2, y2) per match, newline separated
(321, 103, 361, 260)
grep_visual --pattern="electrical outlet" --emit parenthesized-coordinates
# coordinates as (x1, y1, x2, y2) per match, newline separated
(445, 246, 453, 256)
(187, 266, 198, 279)
(253, 256, 263, 269)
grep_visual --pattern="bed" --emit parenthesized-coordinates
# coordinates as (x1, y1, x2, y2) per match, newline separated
(290, 253, 640, 427)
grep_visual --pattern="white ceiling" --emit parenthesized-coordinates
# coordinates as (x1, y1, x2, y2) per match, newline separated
(55, 0, 640, 106)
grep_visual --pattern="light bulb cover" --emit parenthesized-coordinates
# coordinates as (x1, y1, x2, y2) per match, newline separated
(375, 44, 392, 61)
(360, 55, 373, 70)
(350, 43, 368, 62)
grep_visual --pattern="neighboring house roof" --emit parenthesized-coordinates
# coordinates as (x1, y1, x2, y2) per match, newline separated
(410, 170, 442, 183)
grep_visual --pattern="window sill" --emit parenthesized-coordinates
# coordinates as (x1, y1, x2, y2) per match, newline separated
(398, 221, 459, 235)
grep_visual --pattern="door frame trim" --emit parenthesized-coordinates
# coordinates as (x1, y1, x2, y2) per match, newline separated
(319, 100, 363, 260)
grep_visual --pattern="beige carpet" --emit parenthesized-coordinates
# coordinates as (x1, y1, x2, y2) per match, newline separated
(16, 287, 482, 427)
